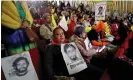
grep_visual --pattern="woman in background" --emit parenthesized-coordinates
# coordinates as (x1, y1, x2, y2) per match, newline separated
(70, 26, 98, 63)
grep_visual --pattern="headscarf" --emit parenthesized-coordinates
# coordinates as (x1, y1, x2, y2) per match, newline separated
(95, 21, 106, 32)
(74, 26, 85, 37)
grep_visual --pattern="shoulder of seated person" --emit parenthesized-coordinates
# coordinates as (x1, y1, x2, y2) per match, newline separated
(45, 44, 60, 49)
(40, 25, 48, 29)
(78, 38, 84, 41)
(70, 35, 77, 40)
(40, 24, 46, 27)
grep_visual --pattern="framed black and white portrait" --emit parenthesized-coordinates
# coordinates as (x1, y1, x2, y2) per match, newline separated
(1, 51, 38, 80)
(95, 2, 107, 20)
(61, 42, 87, 75)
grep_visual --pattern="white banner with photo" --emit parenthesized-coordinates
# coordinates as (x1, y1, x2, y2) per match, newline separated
(61, 42, 87, 75)
(1, 51, 38, 80)
(95, 2, 107, 20)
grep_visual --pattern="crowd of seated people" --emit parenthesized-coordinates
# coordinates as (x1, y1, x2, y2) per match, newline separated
(2, 1, 133, 80)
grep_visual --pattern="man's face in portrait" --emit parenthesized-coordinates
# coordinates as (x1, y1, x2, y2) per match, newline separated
(66, 46, 77, 61)
(13, 57, 29, 76)
(98, 7, 103, 12)
(16, 59, 28, 73)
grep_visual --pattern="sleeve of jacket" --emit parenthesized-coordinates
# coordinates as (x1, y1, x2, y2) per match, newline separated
(40, 25, 52, 40)
(43, 45, 56, 80)
(76, 43, 90, 57)
(91, 40, 109, 46)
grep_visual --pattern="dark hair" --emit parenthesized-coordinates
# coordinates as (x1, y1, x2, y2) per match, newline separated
(74, 26, 85, 37)
(77, 15, 83, 22)
(98, 6, 103, 9)
(53, 27, 65, 36)
(42, 13, 51, 20)
(13, 57, 29, 70)
(64, 44, 76, 53)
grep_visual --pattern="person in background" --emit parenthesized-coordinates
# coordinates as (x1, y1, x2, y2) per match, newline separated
(50, 6, 57, 30)
(88, 21, 117, 51)
(67, 14, 77, 38)
(106, 9, 111, 18)
(113, 10, 119, 19)
(30, 8, 41, 27)
(70, 26, 98, 63)
(77, 14, 84, 27)
(90, 12, 95, 25)
(40, 13, 53, 43)
(85, 5, 90, 15)
(100, 37, 133, 80)
(117, 19, 129, 45)
(127, 12, 132, 24)
(127, 13, 133, 24)
(83, 15, 91, 27)
(83, 14, 92, 32)
(123, 11, 128, 19)
(30, 8, 40, 20)
(110, 20, 121, 45)
(87, 21, 109, 46)
(43, 27, 103, 80)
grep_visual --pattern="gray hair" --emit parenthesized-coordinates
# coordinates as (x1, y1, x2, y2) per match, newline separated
(84, 14, 89, 20)
(42, 13, 50, 19)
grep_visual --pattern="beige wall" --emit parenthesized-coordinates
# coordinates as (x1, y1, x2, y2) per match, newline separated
(86, 1, 133, 16)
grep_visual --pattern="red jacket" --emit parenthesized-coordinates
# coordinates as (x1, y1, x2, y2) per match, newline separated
(110, 24, 120, 40)
(67, 20, 77, 37)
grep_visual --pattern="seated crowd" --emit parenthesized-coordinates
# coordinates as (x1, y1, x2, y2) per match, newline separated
(2, 1, 133, 80)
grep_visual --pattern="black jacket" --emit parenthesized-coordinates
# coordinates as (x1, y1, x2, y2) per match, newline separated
(43, 44, 69, 80)
(42, 44, 103, 80)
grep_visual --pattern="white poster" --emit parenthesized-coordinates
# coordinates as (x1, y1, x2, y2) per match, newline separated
(84, 37, 92, 50)
(1, 51, 39, 80)
(61, 42, 87, 75)
(95, 2, 107, 20)
(58, 15, 68, 31)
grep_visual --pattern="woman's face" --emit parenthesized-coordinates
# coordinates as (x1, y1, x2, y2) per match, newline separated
(53, 28, 65, 44)
(71, 15, 77, 22)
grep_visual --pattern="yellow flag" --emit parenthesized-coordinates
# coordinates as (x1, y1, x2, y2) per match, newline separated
(131, 26, 133, 32)
(50, 8, 57, 30)
(85, 27, 92, 33)
(51, 14, 57, 30)
(104, 22, 111, 36)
